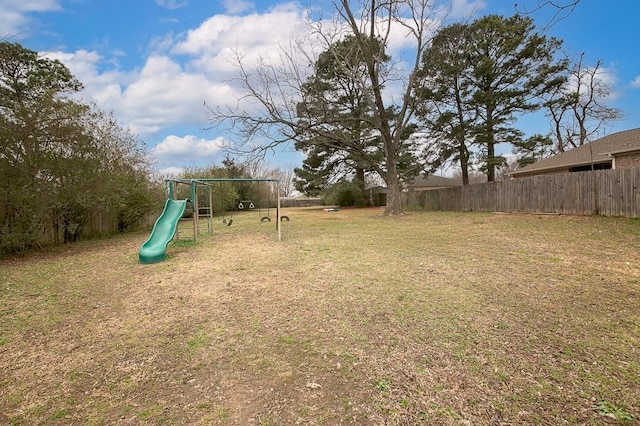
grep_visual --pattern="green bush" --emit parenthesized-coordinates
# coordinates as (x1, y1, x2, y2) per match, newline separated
(323, 181, 367, 207)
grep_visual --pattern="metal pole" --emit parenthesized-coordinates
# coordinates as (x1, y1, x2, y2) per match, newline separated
(277, 181, 282, 241)
(167, 180, 175, 199)
(192, 181, 198, 241)
(208, 186, 213, 234)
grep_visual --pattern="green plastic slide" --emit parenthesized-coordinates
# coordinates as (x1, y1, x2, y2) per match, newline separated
(139, 198, 188, 264)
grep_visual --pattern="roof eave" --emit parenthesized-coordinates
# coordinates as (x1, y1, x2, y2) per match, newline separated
(510, 159, 611, 177)
(603, 148, 640, 156)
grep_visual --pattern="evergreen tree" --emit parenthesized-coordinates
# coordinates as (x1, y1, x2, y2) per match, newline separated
(467, 15, 566, 180)
(294, 35, 385, 195)
(416, 15, 566, 181)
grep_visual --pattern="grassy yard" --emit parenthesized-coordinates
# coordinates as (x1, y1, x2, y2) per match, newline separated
(1, 208, 639, 425)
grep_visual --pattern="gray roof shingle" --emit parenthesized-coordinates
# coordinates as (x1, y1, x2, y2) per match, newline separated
(409, 175, 458, 187)
(511, 128, 640, 176)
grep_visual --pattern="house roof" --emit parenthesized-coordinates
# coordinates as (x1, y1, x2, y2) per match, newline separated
(408, 175, 459, 188)
(365, 175, 458, 193)
(511, 128, 640, 177)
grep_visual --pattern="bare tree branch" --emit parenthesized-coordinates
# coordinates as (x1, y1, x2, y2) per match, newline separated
(545, 52, 622, 152)
(205, 1, 449, 215)
(515, 0, 580, 30)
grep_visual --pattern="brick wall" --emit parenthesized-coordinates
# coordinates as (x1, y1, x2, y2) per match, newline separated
(614, 152, 640, 169)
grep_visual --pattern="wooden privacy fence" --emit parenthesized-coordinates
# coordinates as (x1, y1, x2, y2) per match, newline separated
(404, 168, 640, 218)
(36, 209, 158, 247)
(280, 197, 323, 208)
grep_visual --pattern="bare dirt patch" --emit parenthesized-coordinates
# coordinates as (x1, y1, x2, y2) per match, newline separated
(1, 209, 639, 424)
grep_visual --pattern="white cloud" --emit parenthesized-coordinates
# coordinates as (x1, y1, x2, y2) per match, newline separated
(149, 33, 177, 54)
(156, 167, 184, 178)
(155, 0, 188, 10)
(28, 1, 490, 173)
(117, 55, 236, 135)
(0, 0, 61, 35)
(631, 76, 640, 89)
(165, 4, 319, 110)
(565, 64, 620, 101)
(46, 49, 104, 81)
(152, 135, 225, 162)
(45, 8, 318, 142)
(43, 2, 484, 149)
(171, 5, 308, 57)
(43, 49, 130, 109)
(46, 50, 235, 137)
(449, 0, 485, 18)
(2, 0, 59, 12)
(221, 0, 254, 15)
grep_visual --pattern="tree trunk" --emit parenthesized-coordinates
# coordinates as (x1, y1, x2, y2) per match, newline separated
(487, 141, 495, 182)
(460, 158, 470, 185)
(383, 157, 403, 216)
(486, 106, 496, 182)
(455, 98, 470, 185)
(355, 166, 365, 193)
(458, 139, 470, 185)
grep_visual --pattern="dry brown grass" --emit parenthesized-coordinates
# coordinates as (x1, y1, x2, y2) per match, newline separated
(1, 208, 639, 425)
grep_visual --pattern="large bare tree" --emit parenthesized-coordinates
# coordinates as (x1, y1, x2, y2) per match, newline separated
(205, 0, 445, 215)
(546, 53, 622, 152)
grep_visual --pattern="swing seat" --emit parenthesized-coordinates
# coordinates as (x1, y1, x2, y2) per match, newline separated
(238, 200, 255, 210)
(223, 218, 233, 226)
(260, 216, 271, 222)
(280, 216, 290, 221)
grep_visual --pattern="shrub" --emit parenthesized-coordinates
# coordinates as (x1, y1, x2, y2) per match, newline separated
(323, 181, 367, 207)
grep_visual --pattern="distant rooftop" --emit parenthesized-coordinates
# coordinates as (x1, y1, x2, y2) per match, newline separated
(511, 128, 640, 177)
(408, 175, 459, 188)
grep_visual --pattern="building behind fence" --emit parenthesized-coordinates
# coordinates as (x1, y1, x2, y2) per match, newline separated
(403, 168, 640, 218)
(280, 196, 323, 208)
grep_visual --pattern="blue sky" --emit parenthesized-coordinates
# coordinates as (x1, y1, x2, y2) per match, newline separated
(2, 0, 640, 175)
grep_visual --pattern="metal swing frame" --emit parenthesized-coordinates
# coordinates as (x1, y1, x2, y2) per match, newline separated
(166, 177, 283, 241)
(259, 182, 272, 222)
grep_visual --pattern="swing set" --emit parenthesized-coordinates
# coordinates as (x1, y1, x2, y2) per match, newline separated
(165, 177, 286, 242)
(232, 189, 288, 223)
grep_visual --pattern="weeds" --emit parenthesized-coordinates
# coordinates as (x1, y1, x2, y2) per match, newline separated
(1, 209, 638, 424)
(375, 380, 391, 391)
(597, 401, 634, 422)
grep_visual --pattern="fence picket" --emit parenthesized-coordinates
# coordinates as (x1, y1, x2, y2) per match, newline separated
(403, 168, 640, 218)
